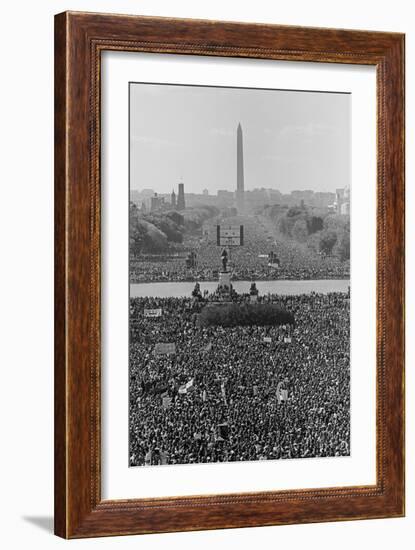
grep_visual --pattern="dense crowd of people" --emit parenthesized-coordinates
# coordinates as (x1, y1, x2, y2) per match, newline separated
(130, 215, 349, 283)
(129, 290, 350, 466)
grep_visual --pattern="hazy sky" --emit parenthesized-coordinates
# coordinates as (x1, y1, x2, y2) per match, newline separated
(130, 83, 350, 195)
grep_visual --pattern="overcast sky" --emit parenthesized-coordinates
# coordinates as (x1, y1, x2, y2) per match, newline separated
(130, 83, 350, 195)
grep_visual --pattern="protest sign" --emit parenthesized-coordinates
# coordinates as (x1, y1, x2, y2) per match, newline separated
(144, 308, 162, 318)
(154, 343, 176, 355)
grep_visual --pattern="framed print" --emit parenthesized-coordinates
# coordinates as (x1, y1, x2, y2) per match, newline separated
(54, 11, 405, 538)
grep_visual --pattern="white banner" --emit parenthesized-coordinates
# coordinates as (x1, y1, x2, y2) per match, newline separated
(144, 308, 162, 318)
(179, 378, 194, 394)
(154, 342, 176, 355)
(162, 396, 172, 409)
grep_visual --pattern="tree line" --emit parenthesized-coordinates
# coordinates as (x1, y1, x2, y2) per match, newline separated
(130, 202, 219, 254)
(263, 204, 350, 261)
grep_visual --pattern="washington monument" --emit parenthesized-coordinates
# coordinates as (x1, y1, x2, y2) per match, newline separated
(236, 122, 245, 212)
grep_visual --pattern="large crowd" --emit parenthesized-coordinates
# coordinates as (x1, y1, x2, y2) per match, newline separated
(129, 290, 350, 466)
(130, 215, 349, 283)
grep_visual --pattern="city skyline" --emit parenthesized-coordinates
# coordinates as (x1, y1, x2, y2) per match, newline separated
(130, 83, 350, 195)
(131, 185, 340, 197)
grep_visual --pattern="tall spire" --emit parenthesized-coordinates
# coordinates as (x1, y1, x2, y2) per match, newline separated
(177, 181, 185, 210)
(236, 122, 245, 212)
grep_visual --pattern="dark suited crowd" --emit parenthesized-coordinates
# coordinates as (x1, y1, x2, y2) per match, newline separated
(129, 291, 350, 467)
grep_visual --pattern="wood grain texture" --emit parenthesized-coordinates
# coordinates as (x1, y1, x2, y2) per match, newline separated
(54, 11, 405, 539)
(54, 11, 68, 538)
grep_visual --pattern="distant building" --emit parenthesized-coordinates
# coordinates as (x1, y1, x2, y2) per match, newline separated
(183, 193, 220, 208)
(130, 188, 154, 211)
(217, 190, 234, 207)
(335, 186, 350, 215)
(171, 189, 177, 208)
(150, 192, 165, 212)
(203, 188, 209, 196)
(244, 188, 282, 211)
(312, 192, 336, 208)
(291, 190, 314, 205)
(177, 182, 186, 210)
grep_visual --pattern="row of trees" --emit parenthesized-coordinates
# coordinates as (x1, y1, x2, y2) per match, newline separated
(263, 205, 350, 261)
(200, 303, 295, 328)
(130, 202, 219, 255)
(309, 218, 350, 260)
(307, 215, 350, 261)
(182, 206, 219, 232)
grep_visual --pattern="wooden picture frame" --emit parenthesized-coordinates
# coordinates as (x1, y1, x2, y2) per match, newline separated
(54, 11, 405, 538)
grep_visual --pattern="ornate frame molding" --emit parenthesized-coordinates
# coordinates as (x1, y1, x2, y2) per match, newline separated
(55, 11, 404, 538)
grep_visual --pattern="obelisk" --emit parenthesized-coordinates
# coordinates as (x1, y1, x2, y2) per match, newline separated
(236, 122, 245, 212)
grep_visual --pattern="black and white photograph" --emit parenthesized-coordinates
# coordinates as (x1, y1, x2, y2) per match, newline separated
(0, 0, 408, 544)
(128, 82, 351, 468)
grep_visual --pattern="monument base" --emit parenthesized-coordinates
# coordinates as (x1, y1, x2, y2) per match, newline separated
(216, 270, 233, 301)
(218, 270, 231, 289)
